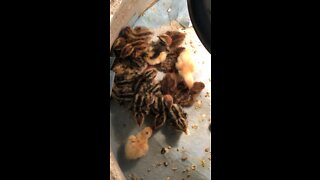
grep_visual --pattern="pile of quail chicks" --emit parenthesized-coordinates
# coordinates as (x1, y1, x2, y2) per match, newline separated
(111, 26, 205, 134)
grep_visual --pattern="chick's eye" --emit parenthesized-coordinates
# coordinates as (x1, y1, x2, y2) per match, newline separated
(146, 132, 149, 135)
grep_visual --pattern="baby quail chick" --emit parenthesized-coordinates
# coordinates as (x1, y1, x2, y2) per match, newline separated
(165, 31, 186, 49)
(161, 73, 178, 95)
(144, 51, 168, 65)
(156, 47, 185, 73)
(125, 127, 153, 160)
(158, 34, 172, 48)
(143, 34, 173, 66)
(175, 49, 196, 89)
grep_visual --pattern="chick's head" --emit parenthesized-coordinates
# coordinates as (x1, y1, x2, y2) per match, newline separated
(141, 127, 153, 139)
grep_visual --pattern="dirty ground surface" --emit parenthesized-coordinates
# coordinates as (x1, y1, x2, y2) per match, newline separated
(110, 0, 211, 179)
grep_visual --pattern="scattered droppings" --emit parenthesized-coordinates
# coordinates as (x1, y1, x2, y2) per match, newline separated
(167, 8, 171, 12)
(205, 148, 210, 152)
(204, 92, 210, 97)
(147, 168, 151, 172)
(167, 145, 172, 149)
(191, 124, 198, 129)
(172, 167, 178, 171)
(208, 118, 211, 122)
(187, 174, 191, 178)
(177, 148, 179, 152)
(191, 165, 196, 170)
(208, 157, 211, 161)
(161, 147, 167, 154)
(156, 162, 162, 167)
(182, 170, 186, 173)
(201, 160, 206, 167)
(164, 162, 169, 166)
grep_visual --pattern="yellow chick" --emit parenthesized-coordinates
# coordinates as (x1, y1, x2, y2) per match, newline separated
(125, 127, 153, 160)
(175, 49, 196, 89)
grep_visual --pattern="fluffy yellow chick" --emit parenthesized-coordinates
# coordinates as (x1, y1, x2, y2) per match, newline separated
(125, 127, 153, 160)
(175, 49, 196, 89)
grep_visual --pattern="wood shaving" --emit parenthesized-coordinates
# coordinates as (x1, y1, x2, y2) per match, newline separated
(191, 124, 198, 129)
(172, 167, 178, 171)
(194, 100, 202, 109)
(201, 160, 206, 167)
(181, 155, 188, 161)
(191, 165, 196, 170)
(166, 177, 171, 180)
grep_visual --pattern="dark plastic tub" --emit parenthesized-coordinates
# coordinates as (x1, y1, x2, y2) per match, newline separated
(187, 0, 211, 53)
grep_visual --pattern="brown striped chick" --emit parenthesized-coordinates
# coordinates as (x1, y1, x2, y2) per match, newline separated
(176, 81, 205, 107)
(125, 127, 153, 160)
(120, 40, 149, 59)
(165, 31, 186, 49)
(144, 51, 167, 65)
(160, 73, 178, 95)
(156, 47, 185, 73)
(175, 48, 196, 89)
(120, 26, 153, 43)
(143, 35, 172, 65)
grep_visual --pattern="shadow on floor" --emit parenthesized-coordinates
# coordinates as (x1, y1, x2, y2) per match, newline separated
(160, 125, 183, 147)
